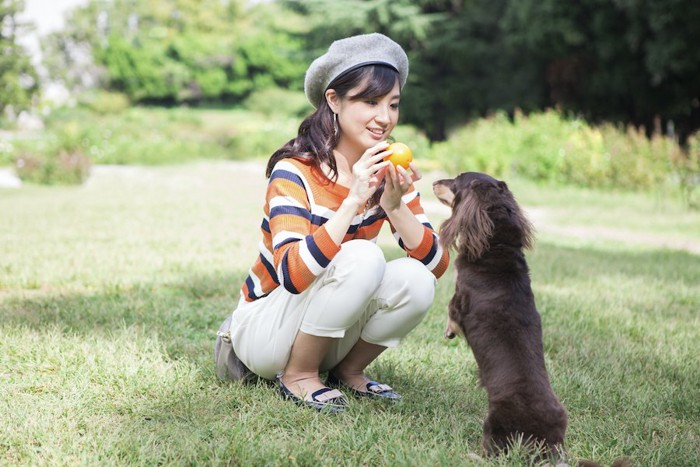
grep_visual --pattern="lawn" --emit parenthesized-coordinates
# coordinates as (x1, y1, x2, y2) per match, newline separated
(1, 161, 698, 466)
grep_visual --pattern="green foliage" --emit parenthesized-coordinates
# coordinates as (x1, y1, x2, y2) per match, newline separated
(677, 132, 700, 209)
(77, 90, 131, 114)
(0, 0, 39, 116)
(290, 0, 700, 143)
(242, 87, 312, 118)
(53, 0, 309, 105)
(4, 105, 307, 183)
(223, 116, 300, 160)
(429, 109, 692, 196)
(12, 123, 92, 185)
(500, 0, 700, 142)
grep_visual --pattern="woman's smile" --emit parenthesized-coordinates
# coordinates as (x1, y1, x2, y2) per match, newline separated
(367, 126, 388, 139)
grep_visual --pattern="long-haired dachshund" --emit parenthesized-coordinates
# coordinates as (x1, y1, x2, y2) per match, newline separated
(433, 172, 568, 458)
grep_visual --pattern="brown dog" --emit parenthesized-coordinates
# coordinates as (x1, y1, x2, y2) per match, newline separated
(433, 172, 568, 458)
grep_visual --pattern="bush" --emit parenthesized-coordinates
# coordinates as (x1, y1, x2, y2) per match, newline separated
(428, 112, 516, 177)
(14, 150, 91, 185)
(430, 109, 688, 193)
(78, 91, 131, 115)
(676, 131, 700, 209)
(0, 136, 14, 166)
(242, 87, 312, 118)
(224, 117, 300, 159)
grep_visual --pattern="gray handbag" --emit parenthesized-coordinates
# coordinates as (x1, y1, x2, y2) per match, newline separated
(215, 315, 253, 381)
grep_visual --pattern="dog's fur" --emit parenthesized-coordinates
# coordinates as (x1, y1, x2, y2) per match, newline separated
(433, 172, 568, 458)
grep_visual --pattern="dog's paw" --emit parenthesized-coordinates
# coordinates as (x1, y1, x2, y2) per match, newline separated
(444, 318, 459, 339)
(444, 325, 456, 339)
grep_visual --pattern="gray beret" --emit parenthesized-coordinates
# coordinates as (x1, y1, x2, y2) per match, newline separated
(304, 33, 409, 108)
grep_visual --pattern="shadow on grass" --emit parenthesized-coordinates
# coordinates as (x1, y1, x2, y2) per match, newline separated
(2, 271, 245, 365)
(3, 242, 697, 362)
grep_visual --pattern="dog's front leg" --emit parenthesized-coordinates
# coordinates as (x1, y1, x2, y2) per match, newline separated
(445, 295, 464, 339)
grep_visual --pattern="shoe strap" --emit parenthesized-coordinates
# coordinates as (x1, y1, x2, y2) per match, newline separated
(366, 381, 393, 394)
(311, 387, 345, 403)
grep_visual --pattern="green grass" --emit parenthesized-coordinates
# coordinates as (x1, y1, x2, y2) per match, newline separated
(1, 162, 699, 466)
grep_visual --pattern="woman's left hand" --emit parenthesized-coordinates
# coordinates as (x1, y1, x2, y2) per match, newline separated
(380, 162, 421, 212)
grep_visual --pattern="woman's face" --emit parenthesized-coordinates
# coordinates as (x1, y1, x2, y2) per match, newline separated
(332, 79, 401, 157)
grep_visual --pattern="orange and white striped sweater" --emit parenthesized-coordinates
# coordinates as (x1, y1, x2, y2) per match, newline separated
(240, 157, 450, 302)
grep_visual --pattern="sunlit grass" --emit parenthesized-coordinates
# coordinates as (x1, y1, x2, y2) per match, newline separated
(1, 163, 698, 466)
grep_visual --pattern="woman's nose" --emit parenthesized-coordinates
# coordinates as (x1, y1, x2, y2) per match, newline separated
(375, 105, 391, 124)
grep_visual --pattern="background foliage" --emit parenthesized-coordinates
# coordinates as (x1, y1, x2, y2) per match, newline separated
(28, 0, 700, 142)
(0, 0, 39, 117)
(1, 0, 699, 204)
(41, 0, 308, 105)
(285, 0, 700, 143)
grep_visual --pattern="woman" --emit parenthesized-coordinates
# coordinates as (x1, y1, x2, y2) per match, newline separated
(215, 33, 450, 413)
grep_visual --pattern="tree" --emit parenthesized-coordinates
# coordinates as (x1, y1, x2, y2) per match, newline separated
(43, 0, 309, 104)
(502, 0, 700, 143)
(0, 0, 38, 117)
(287, 0, 700, 142)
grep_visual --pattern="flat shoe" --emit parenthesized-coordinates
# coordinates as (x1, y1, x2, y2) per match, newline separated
(327, 372, 402, 402)
(277, 377, 347, 414)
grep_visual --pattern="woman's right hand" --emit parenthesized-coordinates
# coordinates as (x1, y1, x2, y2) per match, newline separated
(346, 141, 391, 207)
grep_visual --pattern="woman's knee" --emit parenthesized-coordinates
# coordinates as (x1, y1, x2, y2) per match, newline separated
(386, 258, 436, 314)
(331, 240, 386, 291)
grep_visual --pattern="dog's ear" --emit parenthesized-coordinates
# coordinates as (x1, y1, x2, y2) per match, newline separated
(499, 181, 535, 250)
(516, 205, 535, 250)
(439, 179, 494, 261)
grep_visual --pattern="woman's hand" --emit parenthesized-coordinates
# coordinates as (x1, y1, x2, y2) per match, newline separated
(346, 141, 391, 207)
(380, 161, 421, 212)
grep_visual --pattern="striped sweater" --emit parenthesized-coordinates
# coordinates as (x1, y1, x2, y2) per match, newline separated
(240, 157, 450, 302)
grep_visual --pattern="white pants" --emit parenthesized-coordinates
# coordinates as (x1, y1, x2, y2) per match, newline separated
(229, 240, 437, 380)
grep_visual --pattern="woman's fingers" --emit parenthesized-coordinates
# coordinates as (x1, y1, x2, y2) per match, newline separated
(407, 162, 422, 182)
(394, 165, 413, 189)
(360, 141, 390, 162)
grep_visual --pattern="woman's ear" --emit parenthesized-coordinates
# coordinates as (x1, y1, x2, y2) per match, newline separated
(325, 89, 340, 113)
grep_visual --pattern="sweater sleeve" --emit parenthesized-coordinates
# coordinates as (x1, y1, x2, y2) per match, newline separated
(389, 186, 450, 279)
(267, 162, 341, 294)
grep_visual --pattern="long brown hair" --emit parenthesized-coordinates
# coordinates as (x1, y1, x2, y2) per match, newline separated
(265, 64, 400, 188)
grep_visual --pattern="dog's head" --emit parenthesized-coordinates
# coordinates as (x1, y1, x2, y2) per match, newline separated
(432, 172, 534, 261)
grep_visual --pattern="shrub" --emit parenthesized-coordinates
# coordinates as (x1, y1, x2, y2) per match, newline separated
(78, 91, 131, 115)
(675, 131, 700, 209)
(430, 109, 688, 194)
(0, 136, 14, 166)
(428, 112, 517, 178)
(242, 87, 312, 119)
(14, 150, 91, 185)
(224, 117, 299, 159)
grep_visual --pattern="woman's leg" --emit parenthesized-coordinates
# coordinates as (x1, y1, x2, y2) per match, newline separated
(327, 257, 437, 391)
(230, 240, 386, 389)
(279, 240, 387, 399)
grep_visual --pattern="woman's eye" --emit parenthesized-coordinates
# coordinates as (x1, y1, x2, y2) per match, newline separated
(366, 100, 378, 106)
(391, 103, 400, 110)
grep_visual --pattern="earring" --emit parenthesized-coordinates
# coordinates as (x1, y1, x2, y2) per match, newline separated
(333, 113, 339, 137)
